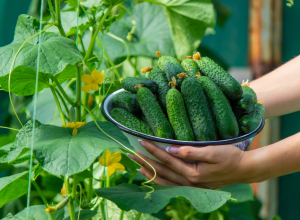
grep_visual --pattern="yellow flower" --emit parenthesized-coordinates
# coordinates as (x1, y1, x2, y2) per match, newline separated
(99, 150, 125, 176)
(62, 122, 85, 136)
(81, 69, 105, 93)
(61, 184, 66, 195)
(45, 205, 56, 213)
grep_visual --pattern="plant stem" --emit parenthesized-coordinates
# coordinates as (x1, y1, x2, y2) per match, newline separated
(76, 64, 82, 122)
(81, 92, 89, 121)
(32, 180, 56, 220)
(51, 76, 75, 106)
(47, 0, 56, 21)
(106, 169, 110, 188)
(128, 58, 140, 77)
(96, 37, 121, 79)
(78, 34, 86, 53)
(55, 88, 69, 115)
(135, 212, 142, 220)
(55, 0, 66, 37)
(65, 177, 76, 220)
(119, 211, 124, 220)
(72, 175, 78, 200)
(87, 164, 93, 203)
(49, 85, 66, 125)
(84, 6, 112, 62)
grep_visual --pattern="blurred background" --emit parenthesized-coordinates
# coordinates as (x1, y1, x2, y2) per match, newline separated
(0, 0, 300, 219)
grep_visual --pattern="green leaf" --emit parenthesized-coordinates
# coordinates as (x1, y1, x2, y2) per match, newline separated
(62, 210, 97, 220)
(95, 183, 232, 214)
(219, 184, 253, 203)
(9, 120, 134, 176)
(0, 171, 29, 207)
(71, 169, 93, 181)
(0, 15, 83, 95)
(103, 0, 126, 7)
(3, 205, 52, 220)
(94, 3, 175, 60)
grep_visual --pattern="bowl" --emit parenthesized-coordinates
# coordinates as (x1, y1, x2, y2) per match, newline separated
(101, 89, 265, 163)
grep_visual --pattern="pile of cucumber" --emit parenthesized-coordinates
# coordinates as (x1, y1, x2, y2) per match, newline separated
(110, 52, 265, 141)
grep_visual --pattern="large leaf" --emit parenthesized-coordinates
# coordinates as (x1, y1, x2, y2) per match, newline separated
(95, 183, 232, 214)
(93, 3, 175, 60)
(0, 171, 29, 207)
(220, 184, 254, 204)
(0, 15, 83, 95)
(3, 205, 52, 220)
(8, 120, 134, 176)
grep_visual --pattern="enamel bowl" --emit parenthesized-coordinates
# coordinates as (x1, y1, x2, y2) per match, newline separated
(101, 89, 265, 163)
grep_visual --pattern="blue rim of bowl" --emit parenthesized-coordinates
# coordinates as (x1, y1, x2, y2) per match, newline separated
(101, 89, 265, 146)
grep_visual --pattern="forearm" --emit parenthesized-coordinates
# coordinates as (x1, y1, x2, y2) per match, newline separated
(244, 132, 300, 183)
(250, 55, 300, 118)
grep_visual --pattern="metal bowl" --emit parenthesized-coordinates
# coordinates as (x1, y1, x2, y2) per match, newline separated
(101, 89, 265, 163)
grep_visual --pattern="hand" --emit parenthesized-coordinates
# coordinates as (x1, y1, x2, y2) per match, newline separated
(128, 140, 263, 189)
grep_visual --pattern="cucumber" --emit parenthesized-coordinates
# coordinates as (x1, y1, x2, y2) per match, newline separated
(148, 68, 170, 110)
(110, 108, 153, 136)
(156, 51, 185, 86)
(239, 102, 265, 134)
(166, 78, 195, 141)
(198, 76, 239, 139)
(121, 77, 158, 94)
(181, 77, 218, 141)
(181, 58, 199, 77)
(112, 91, 141, 114)
(237, 82, 257, 113)
(136, 86, 174, 139)
(194, 55, 242, 100)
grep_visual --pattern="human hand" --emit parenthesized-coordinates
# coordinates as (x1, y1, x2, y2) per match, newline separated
(128, 140, 266, 189)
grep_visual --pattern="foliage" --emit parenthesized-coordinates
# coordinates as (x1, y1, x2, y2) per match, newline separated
(0, 1, 264, 220)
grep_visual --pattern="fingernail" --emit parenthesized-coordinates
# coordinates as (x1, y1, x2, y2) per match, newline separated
(136, 169, 144, 175)
(126, 153, 136, 160)
(166, 146, 179, 154)
(138, 139, 146, 148)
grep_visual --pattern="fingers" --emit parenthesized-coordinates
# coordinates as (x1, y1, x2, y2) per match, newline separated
(138, 167, 179, 186)
(128, 152, 191, 186)
(138, 140, 194, 176)
(166, 145, 222, 163)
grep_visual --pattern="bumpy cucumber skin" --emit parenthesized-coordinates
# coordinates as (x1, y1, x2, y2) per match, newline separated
(121, 77, 158, 94)
(196, 57, 242, 100)
(137, 87, 174, 139)
(198, 76, 239, 139)
(239, 103, 265, 134)
(181, 77, 218, 141)
(112, 91, 141, 114)
(158, 56, 185, 86)
(110, 108, 153, 136)
(181, 59, 199, 77)
(148, 68, 170, 110)
(237, 86, 257, 113)
(166, 88, 195, 141)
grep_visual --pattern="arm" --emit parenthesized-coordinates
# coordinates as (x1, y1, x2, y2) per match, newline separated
(250, 55, 300, 118)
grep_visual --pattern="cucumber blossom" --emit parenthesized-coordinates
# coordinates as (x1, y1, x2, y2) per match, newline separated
(194, 54, 242, 100)
(236, 80, 257, 113)
(121, 77, 158, 94)
(239, 101, 265, 134)
(166, 77, 195, 141)
(181, 57, 199, 77)
(147, 68, 170, 110)
(110, 108, 153, 136)
(112, 91, 141, 114)
(197, 75, 239, 139)
(156, 51, 185, 86)
(136, 85, 174, 139)
(181, 77, 218, 141)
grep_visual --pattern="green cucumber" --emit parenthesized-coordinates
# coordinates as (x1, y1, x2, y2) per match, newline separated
(112, 91, 141, 114)
(156, 51, 185, 86)
(121, 77, 158, 94)
(181, 58, 199, 77)
(148, 68, 170, 110)
(181, 77, 218, 141)
(195, 55, 242, 100)
(136, 86, 174, 139)
(166, 78, 195, 141)
(237, 83, 257, 113)
(110, 108, 153, 136)
(239, 102, 265, 134)
(198, 76, 239, 139)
